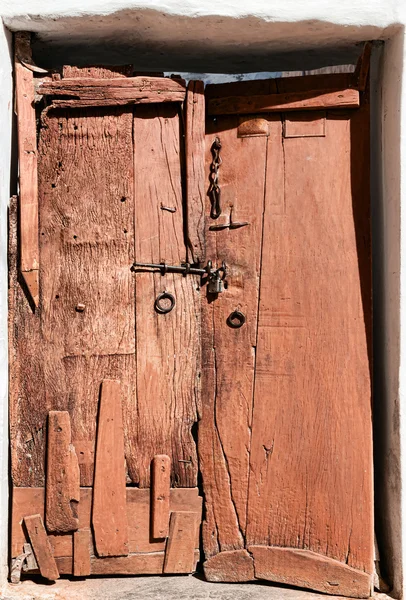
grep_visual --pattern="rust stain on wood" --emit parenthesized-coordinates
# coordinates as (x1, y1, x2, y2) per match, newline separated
(46, 411, 80, 533)
(92, 379, 128, 557)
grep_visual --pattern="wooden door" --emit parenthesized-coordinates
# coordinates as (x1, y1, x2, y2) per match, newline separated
(10, 32, 373, 597)
(198, 73, 373, 597)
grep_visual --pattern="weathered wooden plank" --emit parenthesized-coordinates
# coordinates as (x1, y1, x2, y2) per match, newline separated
(250, 546, 372, 598)
(46, 411, 80, 533)
(73, 529, 91, 576)
(133, 103, 201, 488)
(283, 111, 326, 138)
(163, 512, 199, 574)
(199, 113, 268, 560)
(14, 32, 39, 307)
(24, 514, 59, 580)
(151, 455, 171, 539)
(207, 88, 360, 115)
(246, 102, 373, 574)
(92, 380, 128, 557)
(12, 487, 202, 560)
(62, 65, 133, 79)
(185, 80, 206, 264)
(204, 549, 254, 582)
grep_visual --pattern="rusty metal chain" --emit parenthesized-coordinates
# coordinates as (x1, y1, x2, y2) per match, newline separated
(208, 136, 222, 219)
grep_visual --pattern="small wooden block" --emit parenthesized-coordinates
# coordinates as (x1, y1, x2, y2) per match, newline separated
(204, 549, 255, 582)
(73, 529, 91, 576)
(283, 111, 326, 138)
(163, 511, 199, 574)
(46, 411, 80, 533)
(237, 117, 269, 137)
(92, 379, 129, 557)
(151, 454, 171, 539)
(24, 514, 59, 581)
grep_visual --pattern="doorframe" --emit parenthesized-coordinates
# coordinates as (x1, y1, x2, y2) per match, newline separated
(0, 19, 405, 597)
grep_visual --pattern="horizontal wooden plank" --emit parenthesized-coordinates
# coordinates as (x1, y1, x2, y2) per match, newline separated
(249, 546, 372, 598)
(207, 89, 360, 115)
(37, 76, 186, 107)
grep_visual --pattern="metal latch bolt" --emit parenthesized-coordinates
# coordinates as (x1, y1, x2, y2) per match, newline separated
(132, 260, 227, 294)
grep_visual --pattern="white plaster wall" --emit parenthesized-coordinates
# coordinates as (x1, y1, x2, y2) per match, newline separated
(0, 0, 406, 596)
(0, 21, 12, 587)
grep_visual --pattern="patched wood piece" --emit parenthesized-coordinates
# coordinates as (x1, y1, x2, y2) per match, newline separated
(250, 546, 372, 599)
(14, 32, 39, 307)
(46, 411, 80, 533)
(24, 514, 59, 581)
(163, 512, 199, 574)
(186, 80, 206, 264)
(92, 379, 128, 557)
(38, 76, 186, 108)
(283, 111, 326, 138)
(204, 549, 254, 582)
(73, 529, 91, 577)
(132, 103, 201, 488)
(151, 455, 171, 539)
(207, 88, 360, 115)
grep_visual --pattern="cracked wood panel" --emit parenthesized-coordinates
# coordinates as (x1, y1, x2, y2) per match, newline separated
(132, 103, 201, 488)
(199, 107, 271, 560)
(247, 102, 373, 574)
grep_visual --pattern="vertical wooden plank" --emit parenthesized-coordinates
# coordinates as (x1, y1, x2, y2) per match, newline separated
(24, 514, 60, 580)
(246, 104, 373, 574)
(73, 529, 91, 576)
(46, 411, 80, 532)
(151, 455, 171, 539)
(92, 379, 128, 557)
(199, 108, 271, 562)
(163, 512, 199, 574)
(186, 80, 206, 264)
(14, 32, 39, 307)
(133, 103, 201, 488)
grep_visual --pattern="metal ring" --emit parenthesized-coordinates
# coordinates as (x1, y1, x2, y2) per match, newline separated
(154, 292, 175, 314)
(227, 310, 246, 329)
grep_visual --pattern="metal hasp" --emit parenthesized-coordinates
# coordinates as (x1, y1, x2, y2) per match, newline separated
(132, 260, 227, 294)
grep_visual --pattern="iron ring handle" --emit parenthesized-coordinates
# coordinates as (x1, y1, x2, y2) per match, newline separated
(154, 292, 175, 314)
(227, 310, 246, 329)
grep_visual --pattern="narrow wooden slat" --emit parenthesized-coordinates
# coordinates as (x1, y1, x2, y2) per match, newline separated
(163, 511, 199, 574)
(207, 88, 360, 116)
(185, 80, 206, 264)
(73, 529, 91, 576)
(151, 454, 171, 539)
(92, 379, 128, 557)
(46, 411, 80, 533)
(14, 32, 39, 307)
(24, 514, 59, 580)
(249, 546, 372, 598)
(204, 549, 255, 582)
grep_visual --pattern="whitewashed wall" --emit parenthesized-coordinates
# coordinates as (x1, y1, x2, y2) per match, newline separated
(0, 0, 405, 596)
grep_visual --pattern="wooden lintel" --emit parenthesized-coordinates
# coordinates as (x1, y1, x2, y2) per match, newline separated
(207, 88, 360, 116)
(151, 454, 171, 539)
(14, 32, 40, 308)
(24, 514, 59, 581)
(46, 411, 80, 533)
(92, 380, 129, 557)
(185, 80, 206, 264)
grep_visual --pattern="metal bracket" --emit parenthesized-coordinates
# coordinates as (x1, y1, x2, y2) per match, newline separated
(10, 544, 36, 584)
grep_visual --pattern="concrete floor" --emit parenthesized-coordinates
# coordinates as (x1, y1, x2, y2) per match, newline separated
(0, 576, 394, 600)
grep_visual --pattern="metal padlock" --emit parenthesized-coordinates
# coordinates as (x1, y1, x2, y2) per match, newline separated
(208, 273, 224, 294)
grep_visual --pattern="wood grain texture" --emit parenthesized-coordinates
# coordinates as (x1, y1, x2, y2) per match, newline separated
(250, 546, 372, 598)
(204, 549, 254, 582)
(12, 487, 202, 560)
(207, 89, 359, 115)
(24, 514, 59, 580)
(62, 65, 133, 79)
(93, 379, 128, 557)
(151, 455, 171, 539)
(246, 106, 373, 573)
(14, 33, 39, 307)
(132, 103, 201, 488)
(73, 529, 91, 576)
(163, 512, 199, 574)
(46, 411, 80, 532)
(185, 80, 206, 263)
(199, 113, 269, 559)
